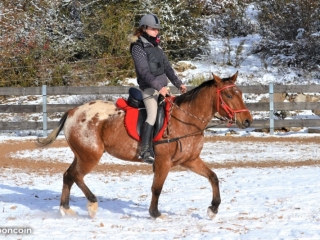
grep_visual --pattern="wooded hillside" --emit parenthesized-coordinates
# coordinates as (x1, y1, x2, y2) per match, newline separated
(1, 0, 319, 87)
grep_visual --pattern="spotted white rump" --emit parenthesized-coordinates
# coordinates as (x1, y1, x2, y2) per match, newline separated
(64, 100, 118, 148)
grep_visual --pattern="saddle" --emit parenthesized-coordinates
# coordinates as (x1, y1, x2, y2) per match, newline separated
(115, 87, 173, 142)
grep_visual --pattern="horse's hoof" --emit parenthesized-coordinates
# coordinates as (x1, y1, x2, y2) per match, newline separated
(149, 209, 161, 219)
(207, 206, 217, 219)
(157, 214, 167, 220)
(151, 214, 167, 220)
(87, 201, 98, 218)
(60, 206, 77, 217)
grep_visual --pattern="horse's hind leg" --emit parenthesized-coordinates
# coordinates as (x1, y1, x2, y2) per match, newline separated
(60, 157, 77, 216)
(181, 157, 221, 219)
(74, 172, 99, 218)
(60, 155, 100, 218)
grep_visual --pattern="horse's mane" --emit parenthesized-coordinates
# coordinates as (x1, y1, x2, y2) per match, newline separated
(174, 77, 232, 106)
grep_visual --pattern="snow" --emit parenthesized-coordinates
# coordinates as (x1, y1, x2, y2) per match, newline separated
(1, 134, 320, 239)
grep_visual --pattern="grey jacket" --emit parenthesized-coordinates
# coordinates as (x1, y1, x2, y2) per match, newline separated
(130, 36, 183, 91)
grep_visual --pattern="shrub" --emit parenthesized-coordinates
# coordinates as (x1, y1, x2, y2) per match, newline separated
(255, 0, 320, 71)
(206, 0, 256, 37)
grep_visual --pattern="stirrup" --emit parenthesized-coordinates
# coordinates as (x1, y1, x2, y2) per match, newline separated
(139, 150, 155, 164)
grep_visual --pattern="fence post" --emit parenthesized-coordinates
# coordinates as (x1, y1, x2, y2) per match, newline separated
(269, 83, 274, 135)
(42, 85, 47, 137)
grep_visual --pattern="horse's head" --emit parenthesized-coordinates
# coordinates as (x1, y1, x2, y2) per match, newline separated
(213, 71, 253, 129)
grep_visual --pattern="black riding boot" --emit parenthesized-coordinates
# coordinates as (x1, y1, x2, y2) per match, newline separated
(139, 122, 155, 164)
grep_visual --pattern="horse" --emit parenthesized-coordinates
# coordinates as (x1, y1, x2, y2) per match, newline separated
(36, 71, 253, 219)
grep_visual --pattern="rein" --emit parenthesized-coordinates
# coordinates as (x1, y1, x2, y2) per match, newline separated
(153, 121, 224, 150)
(154, 83, 249, 149)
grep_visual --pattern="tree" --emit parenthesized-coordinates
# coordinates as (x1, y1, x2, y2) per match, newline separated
(255, 0, 320, 71)
(205, 0, 256, 38)
(0, 0, 210, 86)
(131, 0, 209, 60)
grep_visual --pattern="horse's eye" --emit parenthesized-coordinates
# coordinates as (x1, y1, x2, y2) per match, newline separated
(226, 94, 233, 99)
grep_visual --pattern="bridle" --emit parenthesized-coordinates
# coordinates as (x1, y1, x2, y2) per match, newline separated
(214, 84, 250, 126)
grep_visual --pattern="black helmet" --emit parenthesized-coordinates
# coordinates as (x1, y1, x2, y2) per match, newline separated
(139, 14, 162, 29)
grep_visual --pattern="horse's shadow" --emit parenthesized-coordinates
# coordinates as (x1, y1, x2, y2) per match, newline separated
(0, 184, 152, 218)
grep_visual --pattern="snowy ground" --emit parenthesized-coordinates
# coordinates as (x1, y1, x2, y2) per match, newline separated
(1, 134, 320, 240)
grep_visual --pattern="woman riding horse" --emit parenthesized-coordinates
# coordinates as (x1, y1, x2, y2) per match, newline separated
(130, 13, 187, 164)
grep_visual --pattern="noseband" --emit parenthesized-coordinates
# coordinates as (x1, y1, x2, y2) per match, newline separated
(215, 84, 250, 125)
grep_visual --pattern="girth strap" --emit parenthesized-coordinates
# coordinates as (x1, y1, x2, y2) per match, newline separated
(153, 137, 183, 152)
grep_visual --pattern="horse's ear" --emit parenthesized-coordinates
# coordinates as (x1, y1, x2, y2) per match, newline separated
(230, 71, 239, 83)
(212, 73, 222, 84)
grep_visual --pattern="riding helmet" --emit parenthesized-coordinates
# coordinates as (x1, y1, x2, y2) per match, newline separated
(139, 14, 162, 29)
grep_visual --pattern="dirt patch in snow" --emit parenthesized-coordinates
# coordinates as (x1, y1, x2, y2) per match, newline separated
(1, 136, 320, 176)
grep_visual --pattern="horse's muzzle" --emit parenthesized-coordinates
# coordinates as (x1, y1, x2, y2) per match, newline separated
(236, 119, 252, 129)
(243, 119, 251, 128)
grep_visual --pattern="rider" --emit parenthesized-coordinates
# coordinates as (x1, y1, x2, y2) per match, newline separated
(130, 13, 187, 164)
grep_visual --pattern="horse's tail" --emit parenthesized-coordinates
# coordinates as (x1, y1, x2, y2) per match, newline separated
(36, 111, 69, 147)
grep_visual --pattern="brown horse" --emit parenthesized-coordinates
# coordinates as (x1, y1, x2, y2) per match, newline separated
(37, 71, 252, 219)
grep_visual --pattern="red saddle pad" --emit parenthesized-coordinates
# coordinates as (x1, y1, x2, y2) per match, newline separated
(115, 97, 174, 142)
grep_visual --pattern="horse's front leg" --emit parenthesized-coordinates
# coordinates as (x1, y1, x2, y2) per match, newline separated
(149, 159, 171, 218)
(181, 157, 221, 219)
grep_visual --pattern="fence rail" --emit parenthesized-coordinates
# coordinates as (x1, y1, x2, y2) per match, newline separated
(1, 85, 320, 132)
(1, 102, 318, 113)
